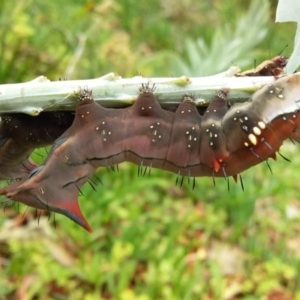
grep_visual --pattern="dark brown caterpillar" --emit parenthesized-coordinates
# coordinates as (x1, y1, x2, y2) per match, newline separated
(2, 74, 300, 232)
(0, 112, 74, 180)
(235, 55, 288, 77)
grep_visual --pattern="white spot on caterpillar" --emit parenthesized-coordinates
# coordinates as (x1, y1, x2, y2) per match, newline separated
(188, 110, 191, 113)
(206, 129, 209, 132)
(213, 109, 216, 112)
(108, 131, 111, 135)
(269, 89, 274, 94)
(188, 144, 191, 148)
(244, 116, 248, 120)
(141, 107, 145, 110)
(157, 122, 160, 125)
(194, 137, 197, 141)
(152, 139, 155, 142)
(181, 110, 185, 114)
(244, 142, 249, 147)
(214, 134, 218, 138)
(293, 115, 296, 119)
(192, 127, 195, 130)
(253, 126, 261, 135)
(258, 121, 266, 129)
(233, 117, 237, 121)
(210, 142, 214, 146)
(186, 131, 189, 135)
(248, 133, 257, 145)
(102, 121, 105, 124)
(278, 94, 284, 99)
(15, 126, 18, 128)
(87, 111, 90, 114)
(282, 116, 287, 120)
(150, 125, 154, 128)
(40, 187, 45, 194)
(96, 127, 99, 130)
(81, 115, 84, 118)
(236, 110, 240, 114)
(103, 138, 107, 141)
(149, 106, 152, 109)
(211, 123, 215, 127)
(158, 135, 162, 138)
(242, 125, 248, 131)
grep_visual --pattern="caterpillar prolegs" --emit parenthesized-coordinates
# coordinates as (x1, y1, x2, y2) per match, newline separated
(1, 74, 300, 232)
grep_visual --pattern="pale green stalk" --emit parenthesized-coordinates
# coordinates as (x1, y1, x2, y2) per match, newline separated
(0, 67, 285, 115)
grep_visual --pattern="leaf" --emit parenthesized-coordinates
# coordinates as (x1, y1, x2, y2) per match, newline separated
(276, 0, 300, 73)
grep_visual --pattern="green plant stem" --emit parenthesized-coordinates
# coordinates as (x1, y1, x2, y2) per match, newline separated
(0, 68, 287, 115)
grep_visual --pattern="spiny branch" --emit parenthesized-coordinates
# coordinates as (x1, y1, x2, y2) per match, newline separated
(0, 67, 289, 115)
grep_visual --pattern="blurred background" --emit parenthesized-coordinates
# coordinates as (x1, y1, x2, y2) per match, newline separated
(0, 0, 300, 299)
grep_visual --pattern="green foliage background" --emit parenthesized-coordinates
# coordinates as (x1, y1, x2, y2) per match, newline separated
(0, 0, 300, 299)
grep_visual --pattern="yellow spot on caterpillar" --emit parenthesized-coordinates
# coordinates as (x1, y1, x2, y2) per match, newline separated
(253, 126, 261, 135)
(258, 121, 266, 129)
(248, 134, 257, 145)
(244, 142, 249, 147)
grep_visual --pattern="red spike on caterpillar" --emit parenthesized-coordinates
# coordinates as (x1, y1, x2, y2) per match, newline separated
(235, 55, 288, 77)
(2, 74, 300, 232)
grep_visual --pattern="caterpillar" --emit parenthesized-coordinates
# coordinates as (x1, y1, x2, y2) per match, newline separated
(0, 111, 74, 180)
(235, 55, 288, 77)
(1, 73, 300, 232)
